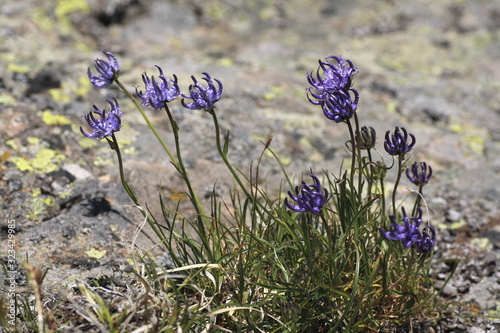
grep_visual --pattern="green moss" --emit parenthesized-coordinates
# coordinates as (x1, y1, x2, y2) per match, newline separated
(41, 110, 71, 125)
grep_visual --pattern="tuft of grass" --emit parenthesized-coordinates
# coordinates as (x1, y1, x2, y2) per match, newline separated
(1, 53, 461, 332)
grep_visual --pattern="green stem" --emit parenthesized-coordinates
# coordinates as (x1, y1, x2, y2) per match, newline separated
(108, 134, 139, 205)
(208, 109, 252, 199)
(353, 113, 363, 200)
(162, 105, 206, 226)
(412, 186, 424, 217)
(391, 156, 404, 215)
(346, 119, 356, 187)
(115, 79, 178, 166)
(107, 134, 166, 244)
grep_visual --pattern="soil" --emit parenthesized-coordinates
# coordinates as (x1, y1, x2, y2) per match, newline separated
(1, 0, 500, 332)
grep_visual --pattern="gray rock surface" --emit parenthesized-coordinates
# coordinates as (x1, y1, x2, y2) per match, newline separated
(1, 0, 500, 331)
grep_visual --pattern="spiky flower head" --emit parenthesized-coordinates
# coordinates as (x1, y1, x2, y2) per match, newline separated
(285, 174, 329, 215)
(88, 51, 120, 88)
(417, 226, 436, 252)
(380, 208, 436, 252)
(317, 88, 359, 123)
(357, 126, 377, 150)
(384, 127, 416, 157)
(136, 66, 180, 109)
(380, 207, 423, 249)
(80, 98, 123, 139)
(181, 72, 223, 111)
(406, 161, 433, 187)
(307, 56, 358, 101)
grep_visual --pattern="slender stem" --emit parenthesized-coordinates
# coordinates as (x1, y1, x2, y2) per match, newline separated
(412, 186, 424, 217)
(162, 105, 206, 223)
(208, 109, 252, 199)
(346, 119, 356, 186)
(114, 79, 178, 166)
(108, 134, 139, 205)
(353, 113, 363, 199)
(392, 156, 404, 215)
(366, 149, 374, 198)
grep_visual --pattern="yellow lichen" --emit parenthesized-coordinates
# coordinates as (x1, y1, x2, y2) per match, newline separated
(449, 123, 463, 133)
(31, 148, 66, 173)
(76, 75, 92, 97)
(6, 140, 18, 150)
(438, 219, 467, 230)
(27, 137, 40, 145)
(0, 93, 17, 106)
(264, 85, 285, 101)
(216, 57, 234, 67)
(12, 148, 66, 174)
(41, 110, 71, 125)
(31, 7, 55, 32)
(78, 137, 99, 149)
(11, 157, 33, 172)
(85, 248, 107, 259)
(463, 134, 487, 155)
(48, 88, 72, 103)
(7, 63, 30, 74)
(471, 237, 490, 249)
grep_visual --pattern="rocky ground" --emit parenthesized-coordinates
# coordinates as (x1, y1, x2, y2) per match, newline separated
(1, 0, 500, 331)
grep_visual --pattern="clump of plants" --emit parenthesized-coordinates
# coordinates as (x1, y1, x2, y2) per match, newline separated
(4, 52, 449, 332)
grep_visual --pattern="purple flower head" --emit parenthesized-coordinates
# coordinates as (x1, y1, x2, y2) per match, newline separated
(380, 207, 423, 249)
(406, 162, 433, 187)
(136, 66, 180, 109)
(88, 51, 120, 88)
(317, 88, 359, 123)
(80, 98, 123, 139)
(285, 174, 329, 215)
(384, 127, 416, 157)
(307, 56, 358, 103)
(357, 126, 377, 150)
(417, 226, 436, 252)
(181, 72, 223, 111)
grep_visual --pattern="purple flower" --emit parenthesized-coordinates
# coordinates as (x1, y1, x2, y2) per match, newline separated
(316, 88, 359, 123)
(135, 66, 180, 110)
(285, 174, 329, 215)
(384, 127, 416, 157)
(380, 207, 423, 249)
(181, 72, 223, 111)
(307, 56, 358, 102)
(357, 126, 377, 150)
(406, 162, 433, 187)
(417, 226, 436, 252)
(80, 98, 123, 139)
(88, 51, 120, 88)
